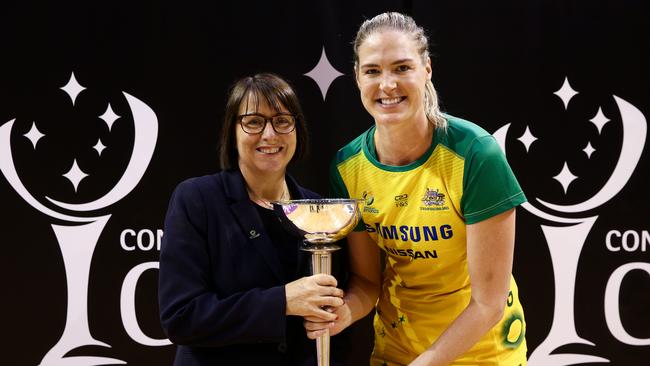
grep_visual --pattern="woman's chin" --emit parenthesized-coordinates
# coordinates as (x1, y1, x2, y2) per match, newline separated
(375, 114, 406, 126)
(254, 162, 287, 175)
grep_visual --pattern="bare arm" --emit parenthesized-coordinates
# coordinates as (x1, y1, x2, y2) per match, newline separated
(304, 230, 382, 338)
(409, 208, 517, 366)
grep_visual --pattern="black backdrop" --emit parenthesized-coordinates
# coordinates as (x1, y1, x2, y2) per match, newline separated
(1, 1, 649, 365)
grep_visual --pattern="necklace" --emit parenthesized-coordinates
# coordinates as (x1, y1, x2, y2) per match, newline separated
(247, 181, 290, 209)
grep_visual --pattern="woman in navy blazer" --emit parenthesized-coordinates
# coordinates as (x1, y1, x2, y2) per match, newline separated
(159, 73, 346, 365)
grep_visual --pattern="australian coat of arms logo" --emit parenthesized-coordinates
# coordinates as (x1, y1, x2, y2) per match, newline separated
(422, 188, 446, 206)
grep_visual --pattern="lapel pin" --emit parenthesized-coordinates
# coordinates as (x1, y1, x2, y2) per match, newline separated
(249, 229, 260, 239)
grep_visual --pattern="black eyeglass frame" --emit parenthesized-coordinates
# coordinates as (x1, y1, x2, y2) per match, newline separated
(237, 113, 297, 135)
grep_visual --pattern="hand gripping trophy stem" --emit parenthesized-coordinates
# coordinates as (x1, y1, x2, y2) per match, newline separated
(272, 199, 363, 366)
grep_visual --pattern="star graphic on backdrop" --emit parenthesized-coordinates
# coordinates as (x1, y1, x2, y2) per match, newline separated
(304, 47, 343, 100)
(517, 125, 537, 152)
(378, 327, 386, 337)
(553, 77, 578, 110)
(23, 122, 45, 149)
(583, 142, 595, 158)
(398, 315, 406, 324)
(93, 138, 106, 156)
(62, 159, 88, 192)
(60, 72, 86, 106)
(390, 321, 397, 329)
(589, 107, 610, 134)
(553, 162, 577, 194)
(100, 103, 120, 131)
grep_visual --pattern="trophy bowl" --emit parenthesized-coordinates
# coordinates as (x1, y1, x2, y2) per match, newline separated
(271, 198, 362, 366)
(271, 198, 363, 247)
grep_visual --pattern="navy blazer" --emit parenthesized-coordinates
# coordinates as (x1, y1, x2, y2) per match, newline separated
(159, 170, 347, 365)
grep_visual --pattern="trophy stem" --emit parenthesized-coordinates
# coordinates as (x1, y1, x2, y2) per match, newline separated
(303, 241, 341, 366)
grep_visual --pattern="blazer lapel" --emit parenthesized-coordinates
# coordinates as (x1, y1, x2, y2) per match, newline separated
(223, 170, 286, 282)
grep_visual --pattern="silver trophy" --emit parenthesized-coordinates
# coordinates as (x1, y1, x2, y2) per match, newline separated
(272, 198, 362, 366)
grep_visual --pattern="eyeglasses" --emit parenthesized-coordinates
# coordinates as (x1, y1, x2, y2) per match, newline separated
(237, 113, 297, 134)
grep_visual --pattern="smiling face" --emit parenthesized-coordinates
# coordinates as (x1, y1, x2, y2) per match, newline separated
(236, 93, 296, 177)
(355, 30, 432, 127)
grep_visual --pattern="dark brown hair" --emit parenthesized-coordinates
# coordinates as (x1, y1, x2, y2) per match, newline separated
(218, 73, 309, 170)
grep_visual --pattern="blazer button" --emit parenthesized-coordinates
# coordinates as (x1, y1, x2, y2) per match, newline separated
(277, 341, 287, 353)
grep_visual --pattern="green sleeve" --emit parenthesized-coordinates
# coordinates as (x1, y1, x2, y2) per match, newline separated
(461, 135, 527, 224)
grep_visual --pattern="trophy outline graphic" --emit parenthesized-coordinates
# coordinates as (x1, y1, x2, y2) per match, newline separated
(493, 80, 647, 365)
(272, 198, 362, 366)
(0, 71, 158, 366)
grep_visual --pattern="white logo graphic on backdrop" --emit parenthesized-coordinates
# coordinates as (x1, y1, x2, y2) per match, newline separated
(0, 71, 158, 366)
(493, 76, 647, 365)
(304, 46, 343, 100)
